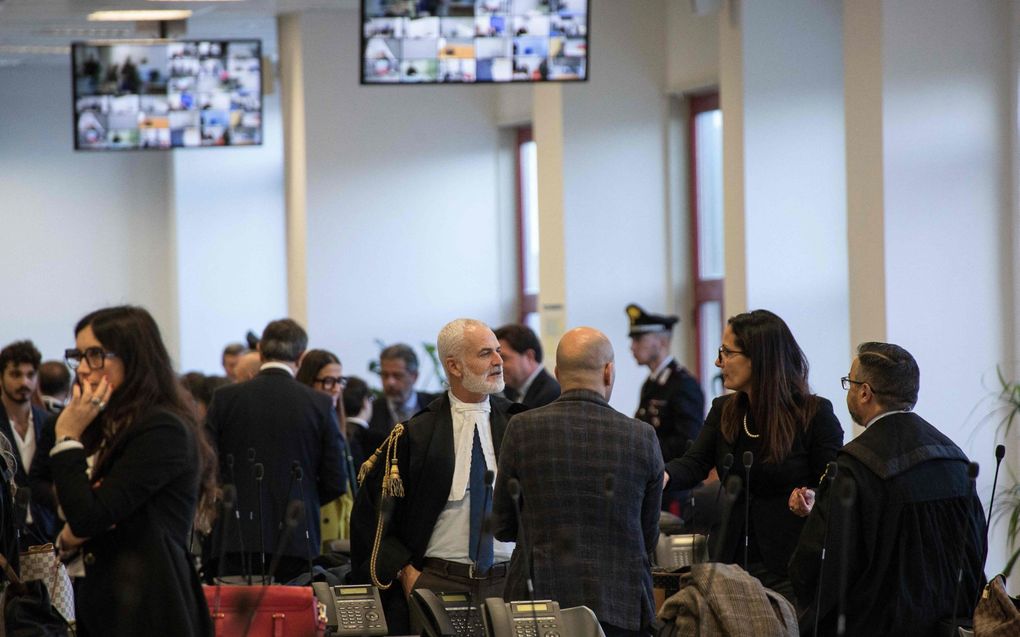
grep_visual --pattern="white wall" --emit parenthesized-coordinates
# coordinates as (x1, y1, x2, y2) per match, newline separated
(882, 0, 1014, 578)
(172, 90, 288, 374)
(298, 8, 513, 391)
(561, 0, 673, 415)
(0, 64, 176, 363)
(739, 0, 850, 423)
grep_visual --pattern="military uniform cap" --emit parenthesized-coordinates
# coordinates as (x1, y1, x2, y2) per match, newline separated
(626, 303, 679, 338)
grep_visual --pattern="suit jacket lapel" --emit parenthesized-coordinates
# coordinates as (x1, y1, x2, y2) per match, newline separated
(424, 395, 456, 490)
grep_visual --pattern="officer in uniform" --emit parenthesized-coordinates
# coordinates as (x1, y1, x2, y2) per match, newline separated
(627, 304, 705, 513)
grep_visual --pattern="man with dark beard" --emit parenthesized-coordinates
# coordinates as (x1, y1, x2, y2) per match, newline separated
(788, 342, 986, 636)
(351, 318, 525, 633)
(0, 340, 58, 546)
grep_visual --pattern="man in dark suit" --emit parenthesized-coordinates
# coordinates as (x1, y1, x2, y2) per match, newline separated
(366, 343, 436, 451)
(207, 318, 346, 582)
(351, 319, 524, 634)
(0, 340, 58, 546)
(627, 303, 704, 513)
(493, 327, 663, 637)
(495, 323, 560, 408)
(789, 342, 986, 636)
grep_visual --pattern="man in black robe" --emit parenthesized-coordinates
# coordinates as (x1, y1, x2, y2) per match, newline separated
(788, 341, 986, 637)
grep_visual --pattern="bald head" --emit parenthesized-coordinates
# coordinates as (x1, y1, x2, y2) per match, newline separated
(555, 327, 615, 399)
(233, 351, 262, 383)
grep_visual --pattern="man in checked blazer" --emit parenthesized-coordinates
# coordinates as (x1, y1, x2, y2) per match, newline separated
(492, 327, 664, 637)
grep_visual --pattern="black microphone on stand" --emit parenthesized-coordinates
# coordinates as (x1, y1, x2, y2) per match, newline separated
(949, 462, 980, 632)
(714, 453, 735, 504)
(742, 451, 753, 570)
(244, 500, 304, 637)
(812, 461, 838, 637)
(253, 462, 266, 582)
(215, 484, 237, 583)
(835, 476, 857, 637)
(702, 475, 742, 595)
(508, 478, 541, 637)
(290, 461, 313, 583)
(224, 453, 249, 581)
(987, 445, 1005, 538)
(245, 449, 257, 583)
(681, 440, 695, 532)
(472, 470, 496, 570)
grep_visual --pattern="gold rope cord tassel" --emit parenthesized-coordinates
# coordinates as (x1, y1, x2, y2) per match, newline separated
(368, 423, 406, 589)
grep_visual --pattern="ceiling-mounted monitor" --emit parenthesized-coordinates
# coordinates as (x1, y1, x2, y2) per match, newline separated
(361, 1, 589, 84)
(71, 39, 263, 151)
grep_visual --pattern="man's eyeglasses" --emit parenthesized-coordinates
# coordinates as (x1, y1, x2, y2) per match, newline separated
(840, 376, 886, 393)
(65, 347, 117, 371)
(315, 376, 347, 391)
(717, 346, 745, 361)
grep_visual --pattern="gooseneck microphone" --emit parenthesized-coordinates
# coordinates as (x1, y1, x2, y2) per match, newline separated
(987, 445, 1005, 538)
(290, 462, 314, 583)
(835, 476, 857, 637)
(508, 478, 541, 637)
(472, 470, 496, 570)
(714, 453, 735, 505)
(813, 461, 838, 637)
(245, 500, 304, 637)
(742, 451, 753, 570)
(215, 484, 237, 583)
(702, 475, 743, 596)
(950, 462, 980, 631)
(253, 462, 266, 582)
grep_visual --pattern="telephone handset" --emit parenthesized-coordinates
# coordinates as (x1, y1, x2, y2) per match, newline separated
(410, 589, 485, 637)
(482, 598, 564, 637)
(311, 582, 388, 636)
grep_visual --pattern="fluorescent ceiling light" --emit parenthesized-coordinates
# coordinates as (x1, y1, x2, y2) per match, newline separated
(88, 10, 193, 21)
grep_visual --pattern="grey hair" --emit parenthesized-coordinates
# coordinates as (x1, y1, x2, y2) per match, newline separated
(437, 319, 490, 371)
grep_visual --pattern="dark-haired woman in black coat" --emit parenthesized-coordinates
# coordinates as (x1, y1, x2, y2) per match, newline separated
(51, 306, 216, 636)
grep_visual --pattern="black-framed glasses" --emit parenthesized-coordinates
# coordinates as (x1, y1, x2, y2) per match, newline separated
(315, 375, 347, 391)
(717, 346, 745, 360)
(65, 347, 117, 371)
(841, 376, 867, 391)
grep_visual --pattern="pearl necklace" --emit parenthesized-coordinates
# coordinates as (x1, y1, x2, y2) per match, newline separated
(743, 412, 760, 439)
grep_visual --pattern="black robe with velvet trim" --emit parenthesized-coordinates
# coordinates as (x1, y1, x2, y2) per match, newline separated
(789, 411, 986, 637)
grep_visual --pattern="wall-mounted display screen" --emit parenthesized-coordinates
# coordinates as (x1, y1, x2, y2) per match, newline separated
(361, 1, 588, 84)
(71, 40, 262, 151)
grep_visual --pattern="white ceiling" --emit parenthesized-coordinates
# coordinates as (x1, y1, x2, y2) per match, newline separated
(0, 0, 356, 66)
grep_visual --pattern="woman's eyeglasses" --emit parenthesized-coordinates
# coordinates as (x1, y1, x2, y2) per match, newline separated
(717, 346, 745, 361)
(65, 347, 117, 371)
(314, 376, 347, 391)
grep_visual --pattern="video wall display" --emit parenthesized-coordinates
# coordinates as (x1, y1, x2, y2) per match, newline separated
(72, 40, 262, 151)
(362, 0, 588, 84)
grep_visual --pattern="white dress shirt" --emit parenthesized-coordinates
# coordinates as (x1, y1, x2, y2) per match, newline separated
(424, 391, 513, 563)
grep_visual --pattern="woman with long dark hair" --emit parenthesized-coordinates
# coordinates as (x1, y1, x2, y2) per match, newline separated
(296, 349, 357, 547)
(665, 309, 843, 600)
(50, 306, 215, 636)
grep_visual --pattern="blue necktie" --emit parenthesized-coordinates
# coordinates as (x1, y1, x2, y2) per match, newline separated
(468, 425, 493, 572)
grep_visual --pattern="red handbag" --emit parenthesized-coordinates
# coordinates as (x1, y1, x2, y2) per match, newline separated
(203, 584, 326, 637)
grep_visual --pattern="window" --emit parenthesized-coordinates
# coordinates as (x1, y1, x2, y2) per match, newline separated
(688, 93, 724, 400)
(516, 126, 540, 333)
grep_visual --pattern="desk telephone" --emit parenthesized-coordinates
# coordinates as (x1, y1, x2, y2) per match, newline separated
(312, 582, 388, 636)
(411, 590, 565, 637)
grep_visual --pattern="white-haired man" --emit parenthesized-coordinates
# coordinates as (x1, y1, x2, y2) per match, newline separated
(350, 319, 526, 634)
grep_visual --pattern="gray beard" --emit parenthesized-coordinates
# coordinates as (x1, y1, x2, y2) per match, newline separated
(462, 368, 505, 395)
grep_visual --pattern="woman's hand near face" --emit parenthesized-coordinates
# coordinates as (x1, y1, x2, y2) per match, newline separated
(55, 376, 111, 440)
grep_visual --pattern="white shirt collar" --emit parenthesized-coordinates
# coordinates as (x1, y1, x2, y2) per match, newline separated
(347, 416, 369, 430)
(649, 356, 674, 382)
(446, 391, 495, 502)
(864, 409, 912, 429)
(516, 365, 545, 402)
(260, 361, 295, 376)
